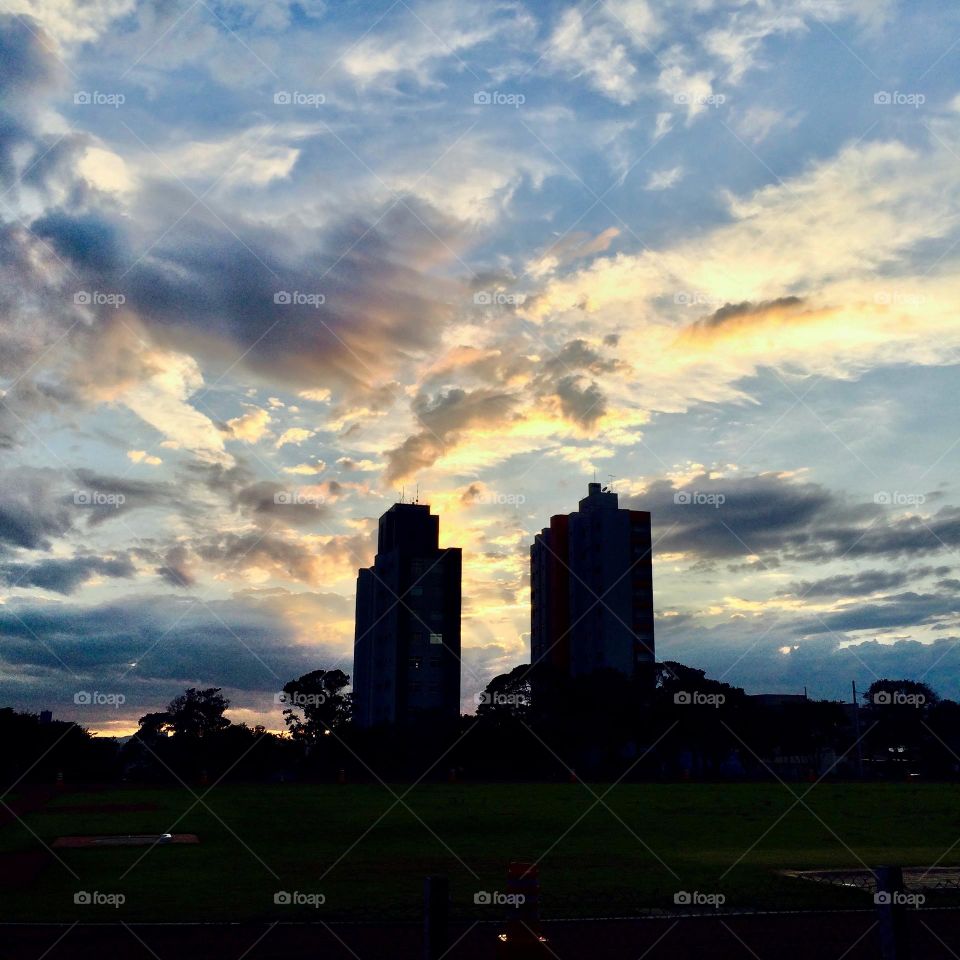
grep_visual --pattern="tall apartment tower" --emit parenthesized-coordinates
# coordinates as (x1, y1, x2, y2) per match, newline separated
(353, 502, 462, 728)
(531, 483, 654, 681)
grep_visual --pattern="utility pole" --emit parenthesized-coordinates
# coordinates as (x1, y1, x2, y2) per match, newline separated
(852, 680, 864, 778)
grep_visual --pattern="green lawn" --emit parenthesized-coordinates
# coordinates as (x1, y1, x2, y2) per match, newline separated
(2, 782, 959, 921)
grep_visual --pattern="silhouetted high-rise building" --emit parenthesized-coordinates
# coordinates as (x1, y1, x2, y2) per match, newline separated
(353, 502, 462, 728)
(531, 482, 654, 681)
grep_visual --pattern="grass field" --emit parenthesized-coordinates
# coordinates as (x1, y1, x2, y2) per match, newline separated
(2, 782, 959, 921)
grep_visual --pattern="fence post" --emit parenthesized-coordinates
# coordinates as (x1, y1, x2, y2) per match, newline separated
(495, 861, 549, 957)
(875, 865, 910, 960)
(424, 875, 448, 960)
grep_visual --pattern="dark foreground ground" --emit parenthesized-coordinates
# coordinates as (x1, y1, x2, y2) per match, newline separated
(4, 782, 960, 921)
(3, 782, 960, 956)
(4, 911, 959, 960)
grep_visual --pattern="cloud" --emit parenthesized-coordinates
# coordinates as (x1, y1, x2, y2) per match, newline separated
(4, 0, 136, 45)
(734, 105, 798, 144)
(127, 450, 163, 466)
(336, 457, 380, 472)
(799, 589, 960, 636)
(384, 387, 519, 483)
(194, 530, 328, 583)
(0, 591, 350, 720)
(233, 480, 330, 528)
(276, 427, 313, 448)
(5, 179, 463, 455)
(657, 614, 960, 701)
(341, 0, 533, 87)
(283, 461, 326, 475)
(226, 407, 271, 443)
(526, 227, 621, 279)
(0, 15, 60, 91)
(155, 544, 195, 588)
(629, 471, 845, 561)
(780, 567, 950, 599)
(0, 553, 136, 594)
(0, 468, 75, 549)
(683, 296, 807, 334)
(549, 376, 607, 427)
(645, 165, 684, 190)
(72, 469, 178, 525)
(545, 7, 641, 105)
(627, 472, 960, 572)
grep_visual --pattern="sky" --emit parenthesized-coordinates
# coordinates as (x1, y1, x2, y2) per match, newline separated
(2, 0, 960, 735)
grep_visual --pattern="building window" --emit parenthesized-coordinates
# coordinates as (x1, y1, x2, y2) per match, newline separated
(429, 633, 443, 644)
(410, 586, 423, 596)
(409, 657, 422, 670)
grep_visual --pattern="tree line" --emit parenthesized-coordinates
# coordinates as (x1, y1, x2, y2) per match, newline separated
(3, 665, 959, 787)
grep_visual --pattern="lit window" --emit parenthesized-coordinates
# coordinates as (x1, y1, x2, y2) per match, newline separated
(429, 633, 443, 644)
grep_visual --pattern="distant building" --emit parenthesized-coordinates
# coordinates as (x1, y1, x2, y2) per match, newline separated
(747, 693, 808, 708)
(353, 502, 462, 729)
(531, 482, 654, 681)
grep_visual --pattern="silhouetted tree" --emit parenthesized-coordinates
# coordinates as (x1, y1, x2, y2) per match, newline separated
(281, 669, 352, 743)
(862, 678, 939, 777)
(476, 665, 532, 722)
(0, 709, 117, 787)
(166, 687, 231, 739)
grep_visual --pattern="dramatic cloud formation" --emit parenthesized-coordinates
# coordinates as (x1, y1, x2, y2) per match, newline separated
(2, 1, 960, 729)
